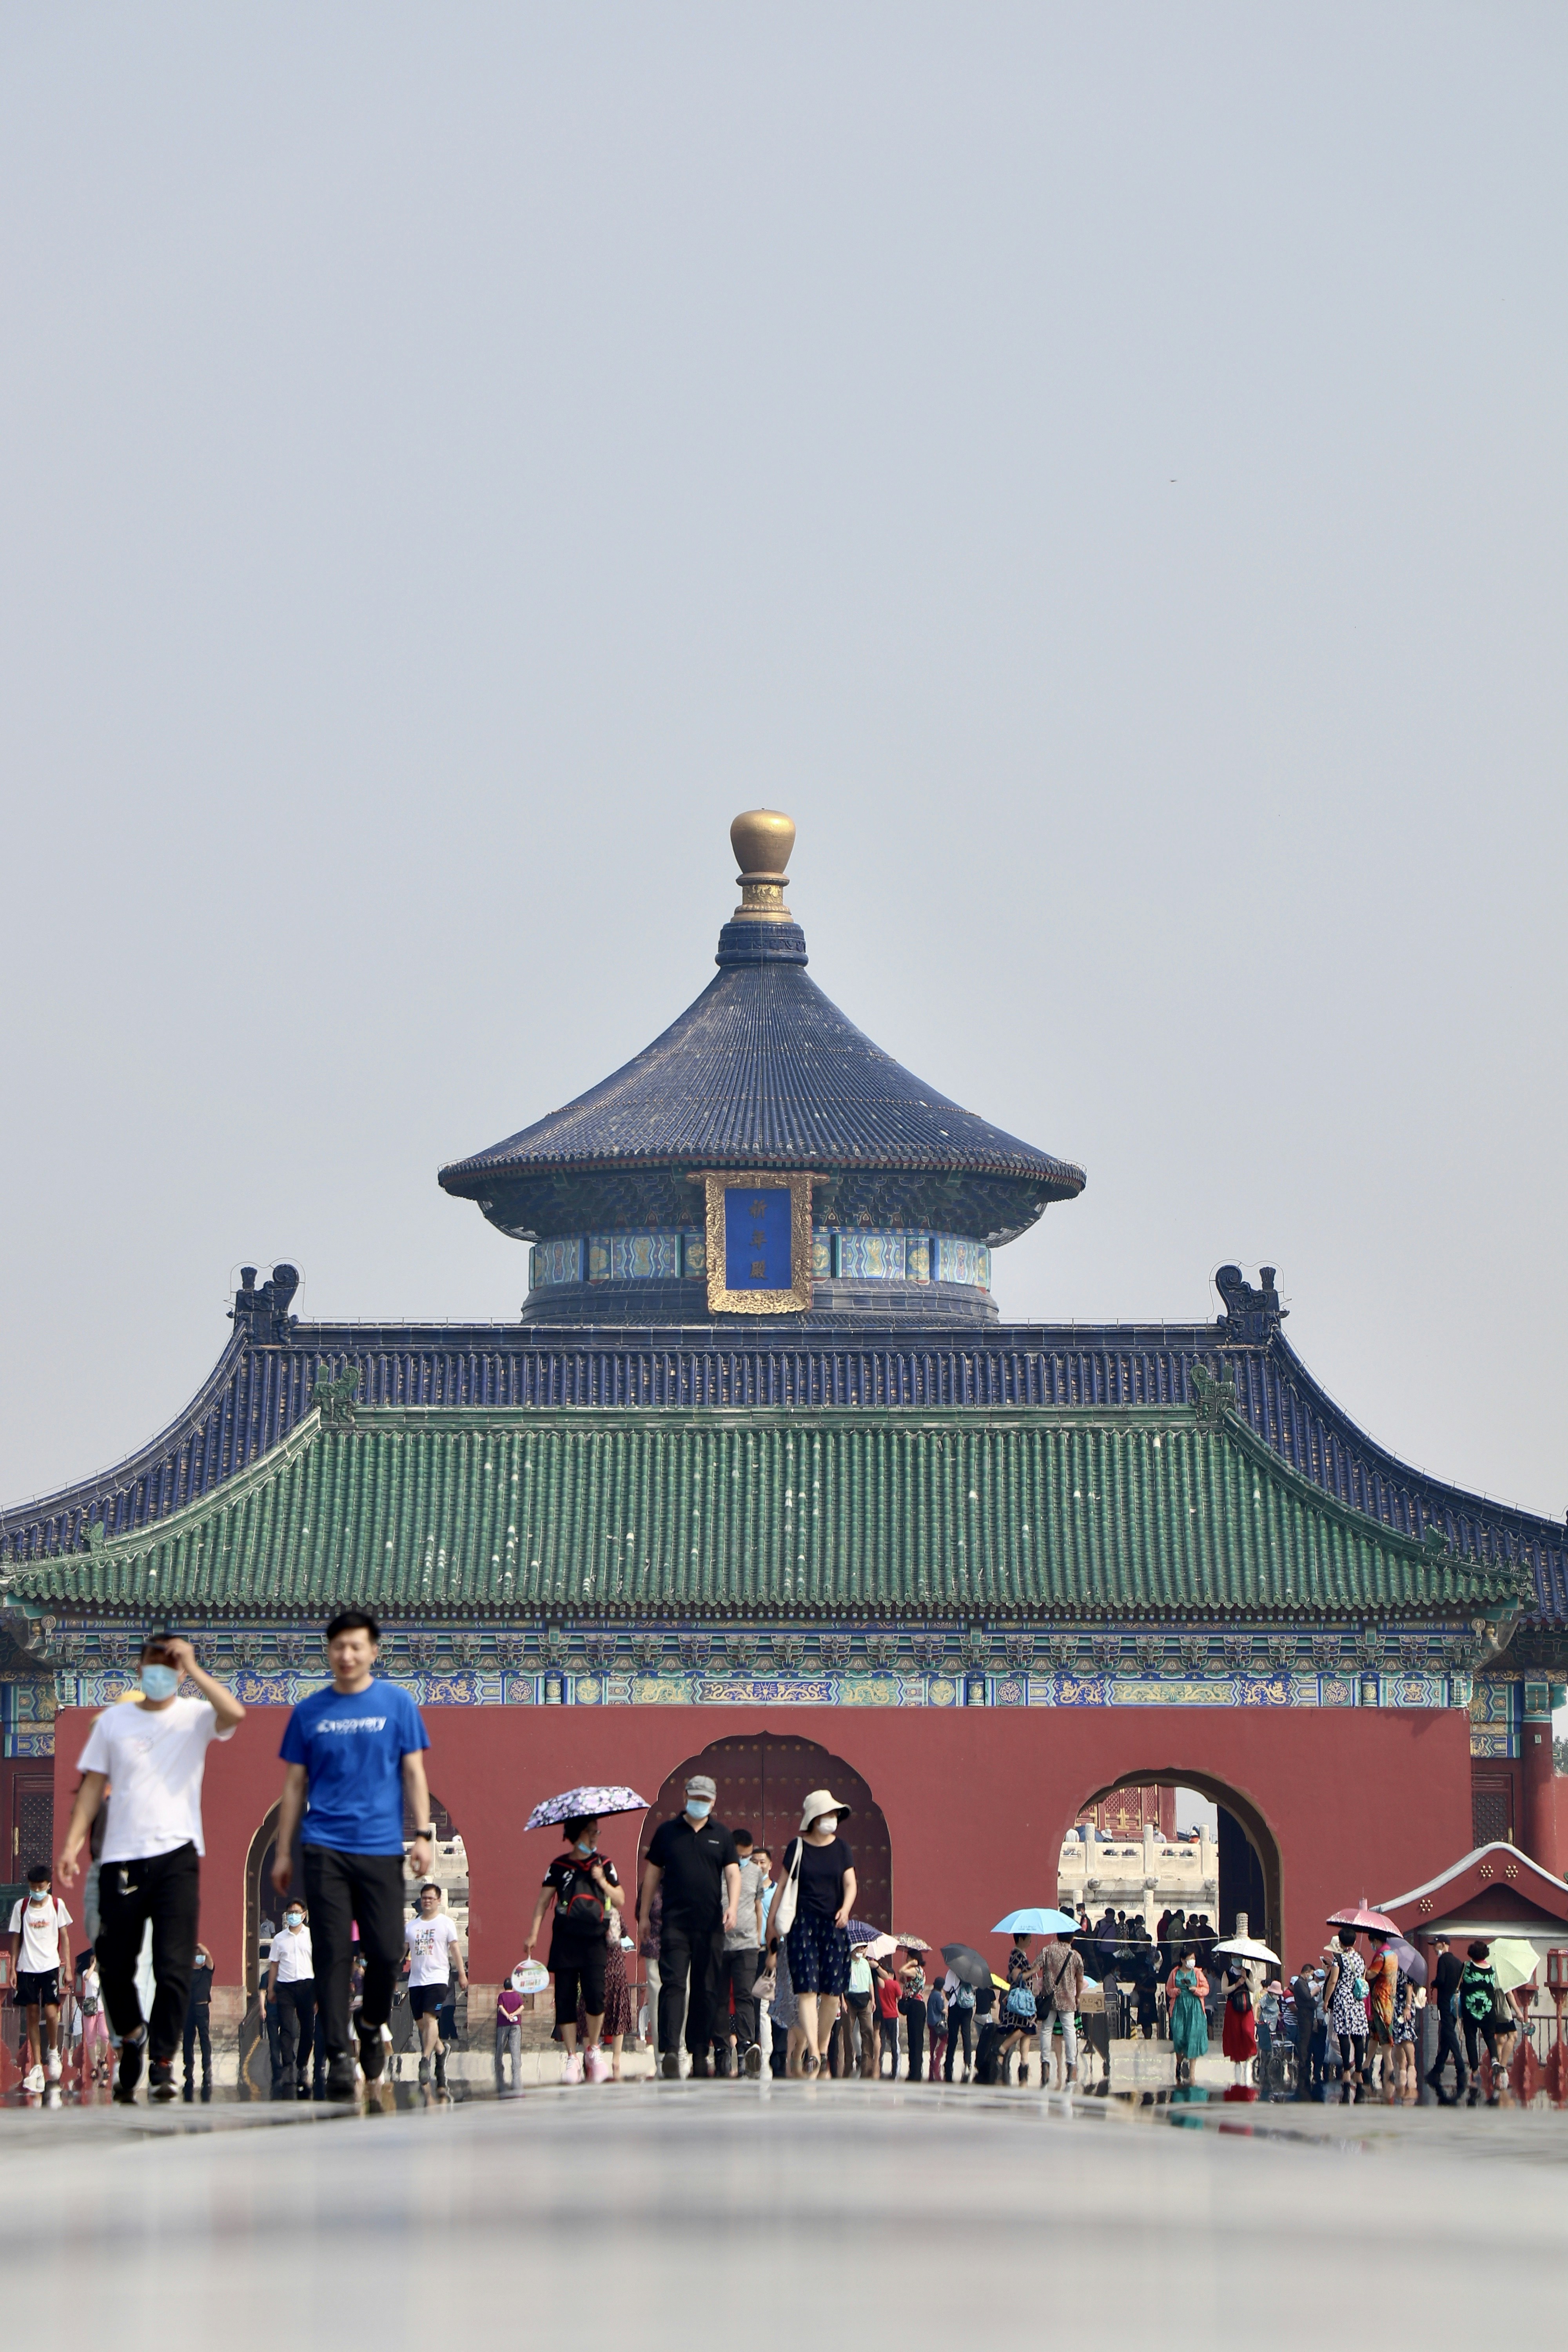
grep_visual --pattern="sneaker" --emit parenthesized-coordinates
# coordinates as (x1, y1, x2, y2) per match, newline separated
(356, 2022, 387, 2082)
(115, 2035, 145, 2102)
(659, 2050, 681, 2080)
(148, 2061, 177, 2103)
(44, 2050, 61, 2082)
(713, 2043, 734, 2078)
(417, 2052, 432, 2085)
(324, 2059, 359, 2100)
(562, 2051, 584, 2084)
(743, 2042, 764, 2078)
(689, 2052, 713, 2079)
(23, 2064, 44, 2094)
(584, 2046, 611, 2083)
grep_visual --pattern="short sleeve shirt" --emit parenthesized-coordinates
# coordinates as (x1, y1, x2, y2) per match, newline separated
(405, 1912, 461, 1987)
(9, 1895, 71, 1975)
(279, 1681, 430, 1856)
(646, 1815, 739, 1925)
(78, 1695, 234, 1860)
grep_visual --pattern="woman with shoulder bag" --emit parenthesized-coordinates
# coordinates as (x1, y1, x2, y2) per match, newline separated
(774, 1788, 857, 2078)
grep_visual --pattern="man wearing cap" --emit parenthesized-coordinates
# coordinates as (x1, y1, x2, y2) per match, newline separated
(57, 1630, 245, 2103)
(1426, 1934, 1468, 2094)
(639, 1774, 741, 2078)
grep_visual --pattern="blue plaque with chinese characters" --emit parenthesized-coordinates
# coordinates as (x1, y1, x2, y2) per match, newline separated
(724, 1185, 793, 1291)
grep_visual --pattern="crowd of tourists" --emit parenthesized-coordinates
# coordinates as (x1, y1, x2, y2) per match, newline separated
(7, 1613, 1543, 2107)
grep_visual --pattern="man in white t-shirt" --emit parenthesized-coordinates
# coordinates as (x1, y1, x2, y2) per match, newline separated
(263, 1901, 318, 2099)
(401, 1881, 466, 2089)
(58, 1629, 244, 2104)
(7, 1864, 73, 2094)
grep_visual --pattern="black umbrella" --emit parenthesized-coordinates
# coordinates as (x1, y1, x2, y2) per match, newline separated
(940, 1943, 992, 1991)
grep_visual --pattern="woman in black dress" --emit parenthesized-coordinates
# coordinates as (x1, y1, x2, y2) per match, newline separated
(775, 1787, 857, 2078)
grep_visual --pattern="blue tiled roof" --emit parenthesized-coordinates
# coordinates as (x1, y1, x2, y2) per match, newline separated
(3, 1317, 1564, 1629)
(437, 916, 1085, 1246)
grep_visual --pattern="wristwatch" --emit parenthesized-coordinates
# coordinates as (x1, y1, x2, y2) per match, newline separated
(414, 1826, 435, 1840)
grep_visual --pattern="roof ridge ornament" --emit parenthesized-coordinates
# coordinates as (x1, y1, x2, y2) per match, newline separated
(1190, 1363, 1238, 1432)
(1214, 1265, 1286, 1344)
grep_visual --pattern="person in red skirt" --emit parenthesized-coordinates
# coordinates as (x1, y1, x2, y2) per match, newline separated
(1221, 1959, 1259, 2084)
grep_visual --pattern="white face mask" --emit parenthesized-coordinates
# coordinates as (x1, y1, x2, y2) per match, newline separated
(814, 1816, 837, 1837)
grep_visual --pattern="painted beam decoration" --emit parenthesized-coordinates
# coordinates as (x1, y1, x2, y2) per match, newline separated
(699, 1170, 816, 1314)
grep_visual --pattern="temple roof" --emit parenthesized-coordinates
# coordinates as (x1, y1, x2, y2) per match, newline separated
(5, 1284, 1563, 1636)
(8, 1399, 1530, 1624)
(437, 809, 1085, 1245)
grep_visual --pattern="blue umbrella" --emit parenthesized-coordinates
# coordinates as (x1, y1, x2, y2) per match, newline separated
(993, 1907, 1079, 1935)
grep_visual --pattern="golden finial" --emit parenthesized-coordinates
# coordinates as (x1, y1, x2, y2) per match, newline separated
(730, 808, 795, 923)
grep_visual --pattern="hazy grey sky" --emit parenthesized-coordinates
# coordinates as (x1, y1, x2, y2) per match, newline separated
(3, 5, 1564, 1521)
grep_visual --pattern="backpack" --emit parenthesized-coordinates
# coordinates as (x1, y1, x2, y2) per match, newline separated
(556, 1859, 607, 1935)
(951, 1980, 976, 2011)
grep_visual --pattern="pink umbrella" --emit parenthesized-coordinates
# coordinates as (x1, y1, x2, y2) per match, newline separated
(1327, 1897, 1400, 1935)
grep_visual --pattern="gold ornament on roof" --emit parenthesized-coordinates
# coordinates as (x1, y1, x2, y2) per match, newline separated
(730, 807, 795, 923)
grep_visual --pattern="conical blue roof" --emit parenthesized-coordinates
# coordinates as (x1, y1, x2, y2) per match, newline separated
(439, 827, 1084, 1250)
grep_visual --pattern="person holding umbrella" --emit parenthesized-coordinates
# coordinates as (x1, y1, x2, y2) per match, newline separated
(939, 1945, 986, 2081)
(524, 1811, 623, 2082)
(996, 1910, 1081, 2088)
(522, 1785, 645, 2085)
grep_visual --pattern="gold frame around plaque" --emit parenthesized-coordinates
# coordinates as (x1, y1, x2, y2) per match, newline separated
(693, 1171, 819, 1315)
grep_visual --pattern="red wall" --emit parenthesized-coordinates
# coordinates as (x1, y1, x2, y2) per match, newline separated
(53, 1700, 1475, 1986)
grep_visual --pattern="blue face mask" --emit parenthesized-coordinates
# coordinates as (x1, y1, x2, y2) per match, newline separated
(140, 1664, 179, 1701)
(685, 1797, 712, 1819)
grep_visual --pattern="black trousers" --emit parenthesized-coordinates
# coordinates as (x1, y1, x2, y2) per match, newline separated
(714, 1947, 760, 2050)
(1430, 2005, 1468, 2086)
(275, 1979, 318, 2087)
(657, 1911, 722, 2055)
(900, 1998, 926, 2080)
(1463, 2016, 1499, 2074)
(96, 1842, 201, 2066)
(944, 2010, 974, 2078)
(302, 1846, 406, 2068)
(879, 2016, 900, 2071)
(183, 2003, 212, 2082)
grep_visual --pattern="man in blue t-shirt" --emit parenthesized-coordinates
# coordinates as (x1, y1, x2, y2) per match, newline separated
(274, 1608, 434, 2098)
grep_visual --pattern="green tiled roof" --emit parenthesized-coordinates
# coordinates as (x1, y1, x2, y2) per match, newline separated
(11, 1405, 1530, 1623)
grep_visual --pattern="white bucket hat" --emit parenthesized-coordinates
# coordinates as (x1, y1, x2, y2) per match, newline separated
(797, 1787, 852, 1834)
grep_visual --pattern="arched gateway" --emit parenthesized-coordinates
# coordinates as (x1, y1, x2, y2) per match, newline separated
(640, 1734, 892, 1929)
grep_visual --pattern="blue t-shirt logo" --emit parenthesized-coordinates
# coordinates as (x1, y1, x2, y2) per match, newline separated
(279, 1681, 430, 1857)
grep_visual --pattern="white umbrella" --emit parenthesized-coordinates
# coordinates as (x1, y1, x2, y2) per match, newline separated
(854, 1933, 899, 1960)
(1212, 1933, 1279, 1965)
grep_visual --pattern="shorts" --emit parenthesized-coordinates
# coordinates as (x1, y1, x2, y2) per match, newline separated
(15, 1969, 60, 2009)
(408, 1984, 447, 2019)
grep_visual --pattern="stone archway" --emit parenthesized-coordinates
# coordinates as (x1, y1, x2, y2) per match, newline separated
(1071, 1767, 1283, 1954)
(639, 1733, 893, 1931)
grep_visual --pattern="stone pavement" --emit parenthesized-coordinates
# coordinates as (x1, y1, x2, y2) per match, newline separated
(4, 2078, 1566, 2346)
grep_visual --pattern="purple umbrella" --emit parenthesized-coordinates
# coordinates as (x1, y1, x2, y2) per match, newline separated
(1391, 1936, 1428, 1987)
(524, 1784, 647, 1831)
